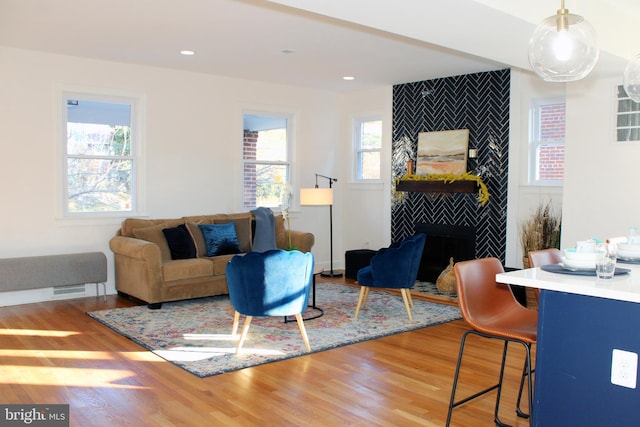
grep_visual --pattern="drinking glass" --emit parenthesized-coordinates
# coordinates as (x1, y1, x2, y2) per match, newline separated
(596, 243, 617, 279)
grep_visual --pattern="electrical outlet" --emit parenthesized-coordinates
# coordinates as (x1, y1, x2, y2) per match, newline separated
(611, 349, 638, 389)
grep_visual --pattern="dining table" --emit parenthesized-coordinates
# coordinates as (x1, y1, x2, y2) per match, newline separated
(496, 261, 640, 426)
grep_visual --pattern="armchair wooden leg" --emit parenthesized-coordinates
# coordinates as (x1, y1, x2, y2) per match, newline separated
(295, 313, 311, 352)
(355, 286, 368, 318)
(400, 289, 413, 320)
(232, 311, 240, 336)
(236, 316, 253, 354)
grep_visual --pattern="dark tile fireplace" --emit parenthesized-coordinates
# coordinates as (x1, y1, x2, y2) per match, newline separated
(391, 69, 510, 267)
(415, 223, 476, 283)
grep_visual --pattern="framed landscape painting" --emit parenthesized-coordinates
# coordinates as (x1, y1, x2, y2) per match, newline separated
(416, 129, 469, 175)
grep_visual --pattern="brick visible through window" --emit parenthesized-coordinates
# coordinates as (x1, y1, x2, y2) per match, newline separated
(531, 100, 565, 184)
(242, 113, 290, 209)
(243, 130, 258, 208)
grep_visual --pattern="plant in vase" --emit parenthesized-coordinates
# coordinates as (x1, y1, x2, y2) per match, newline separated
(520, 200, 562, 268)
(279, 183, 298, 251)
(392, 136, 415, 207)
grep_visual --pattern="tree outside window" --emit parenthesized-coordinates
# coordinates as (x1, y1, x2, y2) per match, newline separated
(355, 117, 382, 180)
(242, 113, 290, 209)
(64, 96, 137, 215)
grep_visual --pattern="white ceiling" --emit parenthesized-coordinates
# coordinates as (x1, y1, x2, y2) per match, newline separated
(0, 0, 637, 93)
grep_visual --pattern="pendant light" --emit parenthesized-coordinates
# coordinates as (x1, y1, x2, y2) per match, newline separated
(624, 54, 640, 103)
(528, 0, 599, 82)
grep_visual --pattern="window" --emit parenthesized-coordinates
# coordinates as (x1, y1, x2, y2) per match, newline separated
(354, 117, 382, 180)
(242, 113, 291, 209)
(63, 94, 138, 215)
(616, 85, 640, 143)
(529, 99, 565, 185)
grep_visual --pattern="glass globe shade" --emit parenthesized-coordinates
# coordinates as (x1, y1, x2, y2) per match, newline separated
(624, 54, 640, 103)
(528, 13, 599, 82)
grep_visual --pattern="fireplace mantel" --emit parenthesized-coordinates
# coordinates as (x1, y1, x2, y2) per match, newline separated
(396, 180, 478, 194)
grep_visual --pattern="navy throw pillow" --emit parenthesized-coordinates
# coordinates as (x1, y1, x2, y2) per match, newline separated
(162, 224, 197, 260)
(198, 222, 241, 257)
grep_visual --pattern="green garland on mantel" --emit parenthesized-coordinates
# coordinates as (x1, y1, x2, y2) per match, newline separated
(397, 172, 490, 206)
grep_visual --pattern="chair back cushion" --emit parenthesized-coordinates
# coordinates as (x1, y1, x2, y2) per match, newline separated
(358, 233, 426, 289)
(226, 249, 314, 317)
(528, 248, 561, 268)
(525, 249, 561, 306)
(453, 257, 537, 343)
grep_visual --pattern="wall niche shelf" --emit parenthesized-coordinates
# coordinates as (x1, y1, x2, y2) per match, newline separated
(396, 180, 478, 194)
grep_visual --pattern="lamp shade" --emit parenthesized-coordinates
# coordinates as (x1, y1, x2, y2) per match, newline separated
(528, 8, 599, 82)
(300, 188, 333, 206)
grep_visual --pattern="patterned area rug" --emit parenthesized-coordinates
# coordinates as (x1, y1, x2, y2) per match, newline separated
(88, 283, 461, 377)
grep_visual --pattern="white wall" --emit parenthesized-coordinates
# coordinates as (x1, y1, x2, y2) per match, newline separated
(338, 86, 393, 254)
(561, 75, 640, 247)
(268, 68, 639, 270)
(509, 70, 640, 264)
(506, 69, 564, 268)
(8, 42, 615, 305)
(0, 46, 352, 302)
(337, 69, 567, 269)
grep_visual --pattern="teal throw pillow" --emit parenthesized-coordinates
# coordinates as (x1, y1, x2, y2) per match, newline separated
(198, 222, 241, 257)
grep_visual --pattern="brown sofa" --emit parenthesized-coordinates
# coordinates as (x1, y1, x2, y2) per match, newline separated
(109, 212, 314, 308)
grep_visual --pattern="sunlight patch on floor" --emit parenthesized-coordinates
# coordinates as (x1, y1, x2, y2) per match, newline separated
(155, 346, 285, 362)
(0, 349, 156, 361)
(0, 366, 148, 389)
(0, 329, 80, 337)
(183, 333, 237, 341)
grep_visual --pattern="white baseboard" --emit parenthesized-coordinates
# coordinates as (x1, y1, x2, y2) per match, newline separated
(0, 283, 114, 307)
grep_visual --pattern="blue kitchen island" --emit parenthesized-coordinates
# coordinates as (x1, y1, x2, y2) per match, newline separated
(497, 265, 640, 426)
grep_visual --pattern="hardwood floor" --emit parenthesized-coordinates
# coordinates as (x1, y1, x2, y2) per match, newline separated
(0, 279, 535, 426)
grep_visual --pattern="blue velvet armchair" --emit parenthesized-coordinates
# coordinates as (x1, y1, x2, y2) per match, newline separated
(355, 233, 426, 320)
(226, 249, 314, 354)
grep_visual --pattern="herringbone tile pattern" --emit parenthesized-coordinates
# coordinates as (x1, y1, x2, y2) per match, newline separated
(391, 69, 510, 262)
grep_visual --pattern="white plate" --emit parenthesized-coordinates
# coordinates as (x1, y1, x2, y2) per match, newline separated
(617, 249, 640, 260)
(561, 256, 595, 270)
(617, 243, 640, 253)
(564, 248, 598, 262)
(559, 262, 596, 272)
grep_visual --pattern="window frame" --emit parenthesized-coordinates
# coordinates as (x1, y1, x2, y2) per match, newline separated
(60, 90, 144, 218)
(528, 98, 565, 187)
(353, 115, 382, 182)
(615, 85, 640, 144)
(241, 110, 294, 210)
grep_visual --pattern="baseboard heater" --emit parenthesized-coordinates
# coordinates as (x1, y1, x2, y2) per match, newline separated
(0, 252, 108, 300)
(53, 284, 87, 297)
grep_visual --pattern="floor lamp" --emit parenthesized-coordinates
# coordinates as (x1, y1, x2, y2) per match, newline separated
(300, 174, 343, 278)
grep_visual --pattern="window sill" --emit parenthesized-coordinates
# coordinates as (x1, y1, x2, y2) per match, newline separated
(518, 185, 563, 195)
(55, 212, 147, 227)
(347, 181, 384, 190)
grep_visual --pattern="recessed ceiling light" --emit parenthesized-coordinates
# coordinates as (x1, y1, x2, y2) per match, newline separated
(343, 76, 355, 81)
(180, 50, 195, 56)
